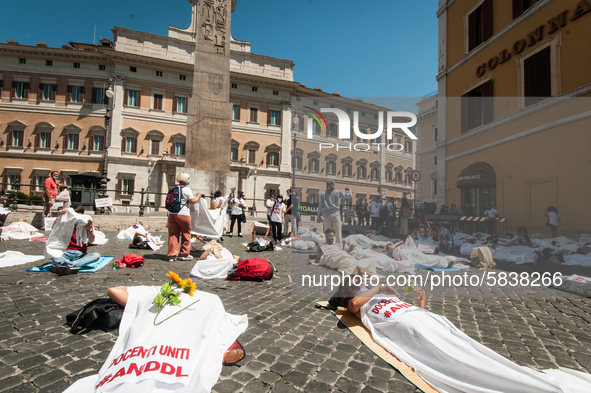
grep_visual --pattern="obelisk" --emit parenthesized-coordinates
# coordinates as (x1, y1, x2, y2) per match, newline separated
(179, 0, 238, 194)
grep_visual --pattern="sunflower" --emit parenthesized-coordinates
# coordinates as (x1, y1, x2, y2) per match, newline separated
(167, 271, 182, 284)
(184, 278, 197, 296)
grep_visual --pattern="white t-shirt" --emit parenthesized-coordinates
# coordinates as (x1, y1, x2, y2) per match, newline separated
(270, 202, 286, 223)
(484, 208, 498, 219)
(231, 198, 245, 215)
(368, 201, 382, 218)
(266, 199, 275, 215)
(172, 186, 194, 216)
(212, 196, 225, 209)
(548, 211, 560, 226)
(386, 201, 395, 217)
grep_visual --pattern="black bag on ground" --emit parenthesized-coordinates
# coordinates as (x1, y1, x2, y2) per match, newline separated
(246, 241, 275, 252)
(65, 298, 124, 334)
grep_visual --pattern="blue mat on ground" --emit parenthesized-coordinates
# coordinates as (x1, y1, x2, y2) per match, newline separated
(415, 264, 461, 272)
(27, 256, 114, 273)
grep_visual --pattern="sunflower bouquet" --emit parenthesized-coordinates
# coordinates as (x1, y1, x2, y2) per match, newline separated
(152, 271, 199, 325)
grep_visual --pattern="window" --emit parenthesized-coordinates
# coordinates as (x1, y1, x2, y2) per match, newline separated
(524, 46, 551, 107)
(273, 90, 279, 95)
(11, 130, 23, 147)
(40, 84, 56, 101)
(296, 97, 301, 102)
(433, 127, 438, 142)
(371, 167, 379, 181)
(232, 104, 240, 120)
(67, 134, 78, 150)
(405, 174, 411, 185)
(327, 161, 336, 175)
(294, 155, 302, 170)
(433, 156, 438, 166)
(386, 169, 392, 182)
(312, 121, 320, 134)
(46, 60, 53, 66)
(73, 63, 80, 69)
(230, 147, 238, 160)
(92, 88, 105, 104)
(8, 174, 21, 190)
(130, 66, 137, 72)
(249, 107, 258, 123)
(269, 110, 280, 126)
(122, 179, 134, 195)
(156, 71, 163, 77)
(405, 140, 413, 153)
(126, 90, 139, 107)
(13, 82, 29, 99)
(153, 94, 163, 110)
(36, 176, 45, 192)
(461, 80, 492, 133)
(176, 97, 187, 113)
(309, 158, 319, 172)
(293, 117, 301, 131)
(513, 0, 540, 19)
(19, 58, 26, 64)
(151, 140, 160, 155)
(346, 109, 351, 113)
(395, 171, 402, 183)
(343, 163, 352, 177)
(93, 135, 103, 151)
(328, 123, 337, 137)
(69, 86, 82, 103)
(180, 74, 186, 81)
(247, 149, 257, 164)
(313, 101, 318, 106)
(252, 86, 257, 92)
(361, 112, 365, 117)
(308, 193, 318, 204)
(99, 65, 106, 70)
(269, 152, 279, 166)
(38, 132, 50, 148)
(175, 142, 185, 156)
(468, 0, 492, 52)
(357, 165, 366, 179)
(231, 83, 237, 89)
(124, 137, 137, 153)
(433, 178, 438, 196)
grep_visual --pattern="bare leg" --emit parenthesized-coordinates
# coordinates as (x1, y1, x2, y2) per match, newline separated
(108, 286, 129, 307)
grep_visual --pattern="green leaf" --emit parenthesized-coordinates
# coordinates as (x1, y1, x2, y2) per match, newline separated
(403, 285, 415, 294)
(160, 282, 174, 297)
(169, 295, 181, 307)
(152, 294, 167, 308)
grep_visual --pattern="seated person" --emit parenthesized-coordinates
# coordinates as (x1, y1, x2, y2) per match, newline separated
(251, 222, 271, 243)
(51, 204, 100, 275)
(505, 227, 534, 247)
(332, 279, 591, 393)
(309, 228, 377, 276)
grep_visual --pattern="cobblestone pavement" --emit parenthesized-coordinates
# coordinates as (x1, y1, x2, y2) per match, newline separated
(1, 232, 591, 393)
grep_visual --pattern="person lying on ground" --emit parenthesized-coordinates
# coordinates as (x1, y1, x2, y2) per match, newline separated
(505, 227, 534, 247)
(50, 204, 100, 275)
(385, 238, 457, 269)
(347, 244, 415, 274)
(331, 278, 591, 393)
(279, 232, 315, 250)
(251, 223, 271, 243)
(309, 229, 377, 276)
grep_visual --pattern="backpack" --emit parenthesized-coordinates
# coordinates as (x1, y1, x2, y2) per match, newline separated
(165, 185, 184, 213)
(227, 258, 275, 281)
(114, 254, 145, 268)
(246, 240, 275, 252)
(65, 298, 124, 334)
(470, 247, 496, 269)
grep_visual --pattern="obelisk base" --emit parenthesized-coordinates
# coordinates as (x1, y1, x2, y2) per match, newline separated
(175, 168, 238, 197)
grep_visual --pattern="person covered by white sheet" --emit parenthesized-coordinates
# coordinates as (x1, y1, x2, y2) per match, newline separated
(385, 238, 456, 269)
(309, 228, 377, 276)
(117, 220, 150, 241)
(504, 227, 534, 247)
(47, 204, 100, 275)
(333, 279, 591, 393)
(347, 243, 415, 274)
(63, 285, 247, 393)
(190, 240, 240, 280)
(281, 232, 315, 250)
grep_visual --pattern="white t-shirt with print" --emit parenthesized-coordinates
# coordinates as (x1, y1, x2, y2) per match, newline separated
(368, 201, 382, 218)
(484, 208, 498, 219)
(270, 202, 286, 223)
(231, 198, 246, 215)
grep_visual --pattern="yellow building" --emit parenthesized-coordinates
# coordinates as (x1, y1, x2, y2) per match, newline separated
(437, 0, 591, 236)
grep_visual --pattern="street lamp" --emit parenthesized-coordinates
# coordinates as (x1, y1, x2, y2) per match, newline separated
(251, 168, 258, 216)
(291, 113, 300, 190)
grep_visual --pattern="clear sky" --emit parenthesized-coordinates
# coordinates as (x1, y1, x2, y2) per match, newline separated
(0, 0, 438, 100)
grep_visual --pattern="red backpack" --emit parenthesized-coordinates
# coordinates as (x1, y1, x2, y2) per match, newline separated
(114, 254, 145, 269)
(227, 258, 275, 281)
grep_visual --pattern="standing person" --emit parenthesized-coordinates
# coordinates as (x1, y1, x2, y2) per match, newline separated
(270, 194, 286, 243)
(544, 206, 561, 238)
(399, 197, 412, 236)
(386, 197, 397, 236)
(483, 203, 499, 235)
(355, 198, 364, 227)
(43, 171, 70, 217)
(367, 196, 382, 230)
(283, 189, 298, 236)
(166, 172, 202, 262)
(462, 202, 475, 216)
(210, 190, 225, 209)
(228, 191, 246, 237)
(265, 192, 275, 226)
(362, 198, 370, 227)
(316, 181, 352, 247)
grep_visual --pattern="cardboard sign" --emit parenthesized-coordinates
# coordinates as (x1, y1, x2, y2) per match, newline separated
(95, 197, 113, 208)
(55, 190, 70, 202)
(399, 237, 417, 250)
(345, 210, 356, 218)
(321, 244, 341, 255)
(579, 234, 591, 245)
(418, 244, 436, 254)
(44, 217, 57, 231)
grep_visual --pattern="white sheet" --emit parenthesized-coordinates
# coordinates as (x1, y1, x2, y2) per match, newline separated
(117, 225, 148, 241)
(352, 248, 415, 273)
(343, 234, 389, 249)
(44, 209, 91, 259)
(0, 251, 45, 268)
(190, 248, 235, 279)
(91, 229, 109, 245)
(191, 199, 225, 239)
(563, 254, 591, 266)
(361, 295, 591, 393)
(1, 222, 39, 240)
(63, 286, 248, 393)
(319, 251, 377, 276)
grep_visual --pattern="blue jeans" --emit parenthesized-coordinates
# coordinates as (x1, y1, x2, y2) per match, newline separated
(53, 250, 101, 268)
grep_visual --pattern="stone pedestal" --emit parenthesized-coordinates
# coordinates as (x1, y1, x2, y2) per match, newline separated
(175, 167, 238, 197)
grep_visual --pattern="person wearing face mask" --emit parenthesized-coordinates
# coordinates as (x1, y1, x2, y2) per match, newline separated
(228, 191, 246, 237)
(283, 189, 298, 237)
(317, 180, 352, 247)
(270, 194, 286, 243)
(166, 172, 202, 262)
(505, 226, 534, 247)
(43, 171, 71, 218)
(265, 192, 275, 226)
